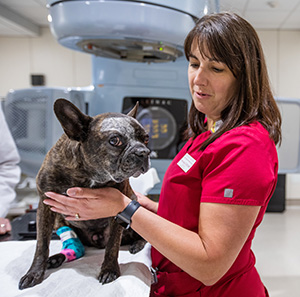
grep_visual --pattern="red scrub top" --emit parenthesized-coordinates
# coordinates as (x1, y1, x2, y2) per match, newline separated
(151, 121, 277, 297)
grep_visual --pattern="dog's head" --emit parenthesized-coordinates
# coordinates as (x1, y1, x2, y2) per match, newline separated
(54, 98, 150, 184)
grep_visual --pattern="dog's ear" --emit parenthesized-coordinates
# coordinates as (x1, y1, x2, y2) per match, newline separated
(127, 102, 139, 118)
(54, 98, 92, 142)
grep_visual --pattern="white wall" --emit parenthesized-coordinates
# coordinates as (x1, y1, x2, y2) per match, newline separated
(0, 27, 91, 97)
(258, 30, 300, 200)
(0, 27, 300, 199)
(258, 30, 300, 99)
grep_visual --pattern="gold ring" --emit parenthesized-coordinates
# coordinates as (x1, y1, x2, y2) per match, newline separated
(0, 223, 6, 228)
(75, 213, 80, 219)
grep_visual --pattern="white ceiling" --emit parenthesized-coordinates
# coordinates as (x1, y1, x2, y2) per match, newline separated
(0, 0, 300, 37)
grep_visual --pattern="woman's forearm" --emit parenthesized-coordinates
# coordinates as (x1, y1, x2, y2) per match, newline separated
(130, 206, 217, 285)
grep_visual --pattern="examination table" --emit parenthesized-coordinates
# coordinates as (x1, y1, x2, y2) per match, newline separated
(0, 211, 152, 297)
(0, 168, 161, 296)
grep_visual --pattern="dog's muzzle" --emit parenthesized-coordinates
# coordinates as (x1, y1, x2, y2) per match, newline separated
(123, 145, 151, 177)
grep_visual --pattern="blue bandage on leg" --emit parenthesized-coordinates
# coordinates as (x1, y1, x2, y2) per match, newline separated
(56, 226, 85, 262)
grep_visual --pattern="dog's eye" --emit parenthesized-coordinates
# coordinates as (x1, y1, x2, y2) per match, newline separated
(109, 136, 123, 147)
(144, 135, 149, 145)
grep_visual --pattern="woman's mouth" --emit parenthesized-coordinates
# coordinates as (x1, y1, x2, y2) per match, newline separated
(195, 91, 211, 99)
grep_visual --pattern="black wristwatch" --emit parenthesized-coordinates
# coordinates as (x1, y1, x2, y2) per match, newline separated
(114, 200, 141, 229)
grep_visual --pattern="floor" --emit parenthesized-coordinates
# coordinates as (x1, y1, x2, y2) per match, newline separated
(252, 205, 300, 297)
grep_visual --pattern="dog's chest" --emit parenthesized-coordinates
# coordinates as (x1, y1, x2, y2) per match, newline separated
(66, 217, 112, 248)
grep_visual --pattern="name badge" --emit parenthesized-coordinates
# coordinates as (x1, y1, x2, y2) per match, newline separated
(177, 153, 196, 173)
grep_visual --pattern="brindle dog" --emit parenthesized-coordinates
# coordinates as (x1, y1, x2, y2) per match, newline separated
(19, 99, 150, 289)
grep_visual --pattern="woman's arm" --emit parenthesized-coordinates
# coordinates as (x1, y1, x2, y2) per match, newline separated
(44, 187, 260, 286)
(132, 202, 260, 285)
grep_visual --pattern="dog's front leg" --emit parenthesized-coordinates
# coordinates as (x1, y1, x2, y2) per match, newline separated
(99, 219, 123, 284)
(19, 198, 56, 289)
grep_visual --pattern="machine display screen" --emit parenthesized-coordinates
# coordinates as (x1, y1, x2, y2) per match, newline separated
(138, 106, 176, 151)
(141, 118, 169, 138)
(122, 97, 188, 159)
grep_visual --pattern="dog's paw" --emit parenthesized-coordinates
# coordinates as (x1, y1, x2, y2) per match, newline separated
(98, 266, 120, 284)
(129, 239, 147, 254)
(19, 270, 45, 290)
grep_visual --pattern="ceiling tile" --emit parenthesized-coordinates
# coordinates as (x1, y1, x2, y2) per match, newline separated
(245, 10, 291, 29)
(219, 0, 248, 14)
(281, 5, 300, 29)
(247, 0, 300, 11)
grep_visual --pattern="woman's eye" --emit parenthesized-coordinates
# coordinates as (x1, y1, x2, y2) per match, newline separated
(212, 67, 223, 73)
(109, 136, 123, 146)
(189, 63, 199, 69)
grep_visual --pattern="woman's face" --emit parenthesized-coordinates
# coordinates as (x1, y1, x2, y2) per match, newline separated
(188, 41, 237, 126)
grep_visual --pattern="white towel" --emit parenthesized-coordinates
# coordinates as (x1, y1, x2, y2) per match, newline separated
(129, 168, 160, 195)
(0, 240, 152, 297)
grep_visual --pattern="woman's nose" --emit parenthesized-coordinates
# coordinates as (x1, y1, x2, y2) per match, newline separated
(194, 67, 208, 86)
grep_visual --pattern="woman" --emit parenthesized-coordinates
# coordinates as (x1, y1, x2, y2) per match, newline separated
(44, 12, 281, 296)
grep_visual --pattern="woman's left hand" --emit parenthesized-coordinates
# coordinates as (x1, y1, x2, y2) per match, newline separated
(44, 187, 130, 221)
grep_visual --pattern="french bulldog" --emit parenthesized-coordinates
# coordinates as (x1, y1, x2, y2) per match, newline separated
(19, 98, 150, 289)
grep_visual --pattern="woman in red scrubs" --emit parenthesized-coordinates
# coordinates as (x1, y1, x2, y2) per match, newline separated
(45, 12, 282, 297)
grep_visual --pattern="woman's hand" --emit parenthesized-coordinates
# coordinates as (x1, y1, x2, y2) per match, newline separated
(134, 191, 159, 214)
(0, 217, 11, 235)
(44, 187, 131, 221)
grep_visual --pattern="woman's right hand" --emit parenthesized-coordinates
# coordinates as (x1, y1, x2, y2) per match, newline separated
(134, 191, 159, 214)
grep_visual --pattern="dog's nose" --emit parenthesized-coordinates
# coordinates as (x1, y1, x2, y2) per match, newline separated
(135, 146, 150, 158)
(134, 146, 150, 173)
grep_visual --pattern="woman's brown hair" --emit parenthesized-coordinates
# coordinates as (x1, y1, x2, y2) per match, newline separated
(184, 12, 282, 149)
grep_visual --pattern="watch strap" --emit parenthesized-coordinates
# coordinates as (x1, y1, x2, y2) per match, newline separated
(114, 200, 141, 229)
